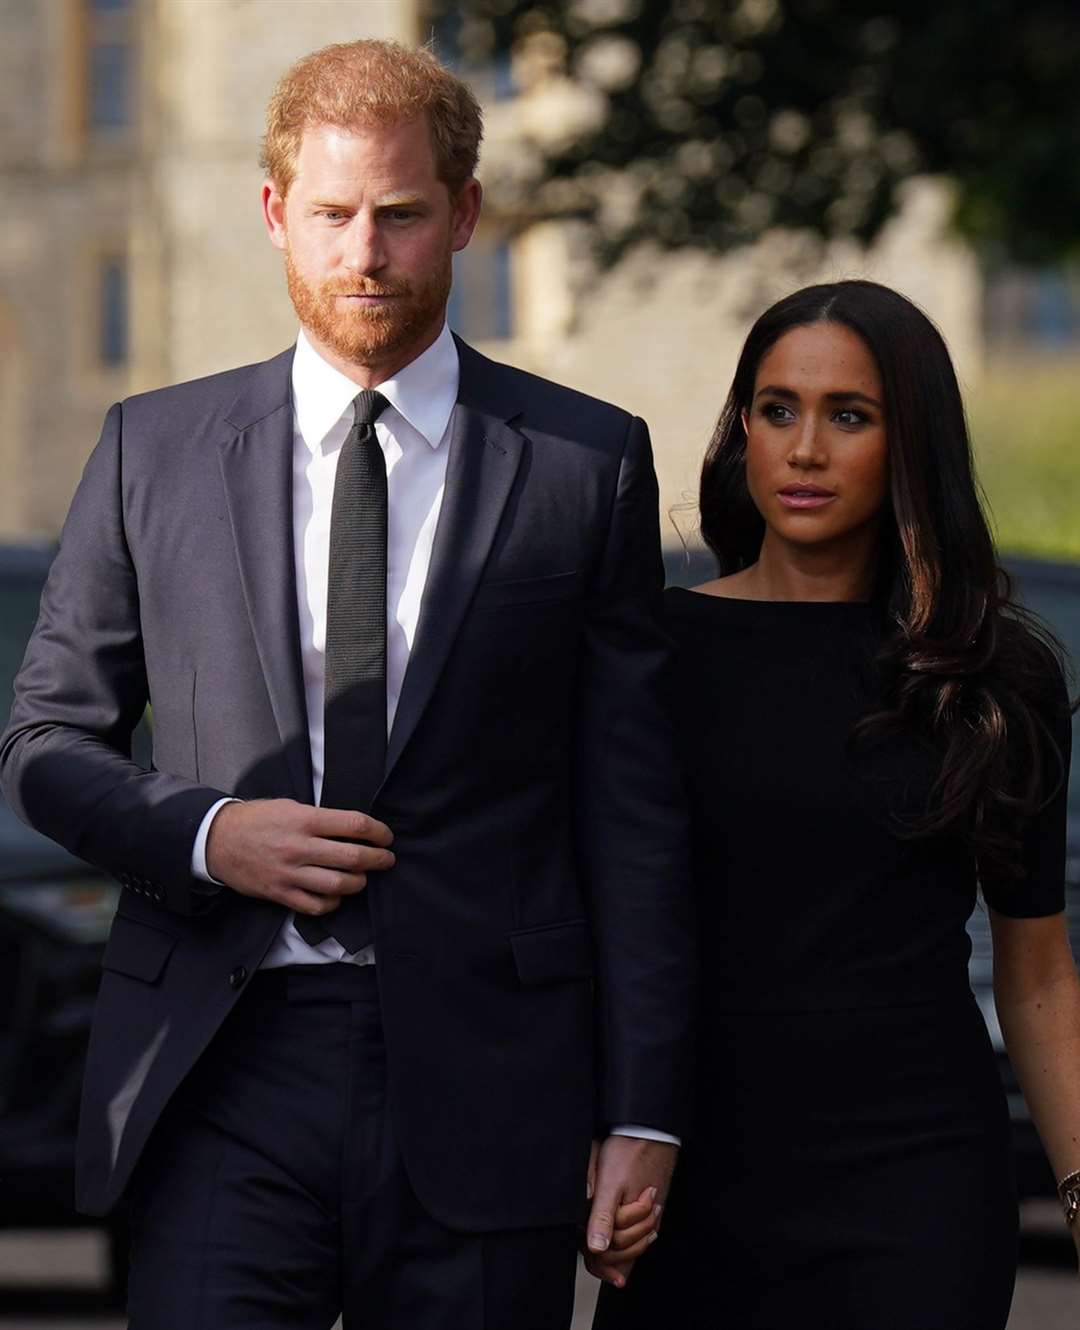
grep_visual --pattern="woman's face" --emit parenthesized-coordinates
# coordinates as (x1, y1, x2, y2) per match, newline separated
(742, 322, 889, 552)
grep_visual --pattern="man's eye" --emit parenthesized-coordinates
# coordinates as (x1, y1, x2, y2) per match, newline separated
(386, 210, 416, 222)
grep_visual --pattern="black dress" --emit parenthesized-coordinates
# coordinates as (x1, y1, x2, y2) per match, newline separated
(595, 589, 1071, 1330)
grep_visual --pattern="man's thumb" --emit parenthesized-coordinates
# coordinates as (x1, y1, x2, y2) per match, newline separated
(586, 1186, 618, 1253)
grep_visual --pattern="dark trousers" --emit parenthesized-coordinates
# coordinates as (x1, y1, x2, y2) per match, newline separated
(126, 964, 578, 1329)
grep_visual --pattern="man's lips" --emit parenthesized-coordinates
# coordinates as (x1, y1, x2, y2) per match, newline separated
(777, 484, 837, 509)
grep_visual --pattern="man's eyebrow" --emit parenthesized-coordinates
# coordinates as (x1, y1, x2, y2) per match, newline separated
(375, 196, 428, 209)
(307, 196, 429, 209)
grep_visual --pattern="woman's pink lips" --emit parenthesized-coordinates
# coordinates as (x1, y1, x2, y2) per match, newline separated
(777, 488, 837, 509)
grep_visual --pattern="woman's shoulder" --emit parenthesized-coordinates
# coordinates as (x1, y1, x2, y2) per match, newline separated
(662, 583, 748, 628)
(996, 611, 1073, 710)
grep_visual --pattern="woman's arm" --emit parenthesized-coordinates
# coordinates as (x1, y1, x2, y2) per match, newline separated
(991, 907, 1080, 1259)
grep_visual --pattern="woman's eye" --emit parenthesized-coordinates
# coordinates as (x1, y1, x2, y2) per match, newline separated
(833, 409, 868, 427)
(761, 403, 794, 423)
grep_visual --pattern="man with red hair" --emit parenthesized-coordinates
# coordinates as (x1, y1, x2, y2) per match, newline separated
(1, 39, 694, 1327)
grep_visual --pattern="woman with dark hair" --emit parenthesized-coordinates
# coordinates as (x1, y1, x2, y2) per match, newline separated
(592, 280, 1080, 1328)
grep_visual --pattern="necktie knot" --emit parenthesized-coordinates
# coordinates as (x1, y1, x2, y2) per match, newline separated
(352, 390, 389, 429)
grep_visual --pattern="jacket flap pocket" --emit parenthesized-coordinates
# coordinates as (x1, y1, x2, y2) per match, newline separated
(509, 918, 593, 986)
(473, 570, 582, 610)
(102, 916, 178, 984)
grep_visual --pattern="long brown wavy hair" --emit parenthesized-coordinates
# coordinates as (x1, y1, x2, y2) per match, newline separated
(699, 280, 1072, 881)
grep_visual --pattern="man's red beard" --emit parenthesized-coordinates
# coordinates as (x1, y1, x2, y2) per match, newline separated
(284, 249, 452, 366)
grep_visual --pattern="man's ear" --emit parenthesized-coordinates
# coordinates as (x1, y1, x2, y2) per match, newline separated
(262, 180, 288, 251)
(450, 178, 484, 254)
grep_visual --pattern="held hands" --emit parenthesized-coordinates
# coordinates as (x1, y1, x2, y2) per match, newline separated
(583, 1136, 677, 1289)
(205, 798, 395, 916)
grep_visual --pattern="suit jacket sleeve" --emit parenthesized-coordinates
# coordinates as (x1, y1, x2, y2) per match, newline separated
(0, 404, 229, 915)
(576, 414, 697, 1137)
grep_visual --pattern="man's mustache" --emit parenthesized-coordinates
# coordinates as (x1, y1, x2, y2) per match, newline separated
(321, 279, 412, 298)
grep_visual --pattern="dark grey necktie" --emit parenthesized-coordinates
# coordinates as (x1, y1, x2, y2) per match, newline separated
(295, 389, 389, 951)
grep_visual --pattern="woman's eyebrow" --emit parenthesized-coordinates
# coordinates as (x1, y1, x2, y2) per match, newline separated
(753, 386, 883, 408)
(824, 390, 883, 408)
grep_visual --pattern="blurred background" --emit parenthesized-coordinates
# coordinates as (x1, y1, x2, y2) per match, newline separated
(0, 0, 1078, 554)
(0, 0, 1077, 1325)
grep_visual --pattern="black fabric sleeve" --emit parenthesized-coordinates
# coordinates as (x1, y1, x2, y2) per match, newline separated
(575, 415, 698, 1137)
(981, 647, 1074, 918)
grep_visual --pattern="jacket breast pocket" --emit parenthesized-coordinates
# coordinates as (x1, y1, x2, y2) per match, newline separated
(472, 570, 582, 611)
(509, 918, 594, 986)
(102, 915, 178, 985)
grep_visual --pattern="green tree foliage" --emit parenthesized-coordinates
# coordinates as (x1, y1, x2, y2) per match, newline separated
(431, 0, 1080, 266)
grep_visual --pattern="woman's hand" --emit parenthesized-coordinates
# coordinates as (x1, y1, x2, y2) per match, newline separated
(583, 1187, 661, 1289)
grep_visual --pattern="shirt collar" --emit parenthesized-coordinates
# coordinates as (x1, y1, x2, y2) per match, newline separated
(291, 323, 459, 453)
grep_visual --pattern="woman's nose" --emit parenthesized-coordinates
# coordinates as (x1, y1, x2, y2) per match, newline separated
(788, 419, 827, 467)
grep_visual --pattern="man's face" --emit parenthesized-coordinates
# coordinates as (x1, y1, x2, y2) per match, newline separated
(263, 119, 481, 376)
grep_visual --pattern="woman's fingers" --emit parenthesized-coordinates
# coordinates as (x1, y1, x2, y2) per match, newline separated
(610, 1214, 658, 1251)
(614, 1190, 655, 1229)
(584, 1252, 634, 1289)
(608, 1233, 657, 1263)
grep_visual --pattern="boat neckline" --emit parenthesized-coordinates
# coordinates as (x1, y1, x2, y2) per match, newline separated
(666, 585, 879, 610)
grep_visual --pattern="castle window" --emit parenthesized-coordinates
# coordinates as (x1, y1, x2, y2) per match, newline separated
(98, 253, 128, 368)
(449, 233, 514, 344)
(87, 0, 136, 136)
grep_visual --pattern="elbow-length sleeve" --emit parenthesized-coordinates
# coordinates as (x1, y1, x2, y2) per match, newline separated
(981, 637, 1074, 918)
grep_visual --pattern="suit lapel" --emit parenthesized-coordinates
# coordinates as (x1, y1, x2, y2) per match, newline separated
(218, 349, 314, 804)
(381, 346, 524, 786)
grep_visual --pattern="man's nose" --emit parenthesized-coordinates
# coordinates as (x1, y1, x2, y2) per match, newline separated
(341, 215, 386, 275)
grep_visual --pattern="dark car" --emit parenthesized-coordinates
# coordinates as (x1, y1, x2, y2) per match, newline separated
(0, 544, 128, 1294)
(664, 546, 1080, 1200)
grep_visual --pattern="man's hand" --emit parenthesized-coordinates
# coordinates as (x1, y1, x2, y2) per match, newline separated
(205, 798, 395, 916)
(583, 1135, 677, 1289)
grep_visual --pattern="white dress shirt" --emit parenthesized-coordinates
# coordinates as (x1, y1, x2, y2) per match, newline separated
(192, 323, 457, 969)
(190, 325, 677, 1144)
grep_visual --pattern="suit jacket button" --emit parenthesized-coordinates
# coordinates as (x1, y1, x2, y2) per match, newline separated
(229, 965, 248, 990)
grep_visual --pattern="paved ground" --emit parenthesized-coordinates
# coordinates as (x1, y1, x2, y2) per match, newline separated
(0, 1207, 1075, 1328)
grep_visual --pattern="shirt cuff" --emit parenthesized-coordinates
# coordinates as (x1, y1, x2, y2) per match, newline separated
(610, 1124, 681, 1147)
(191, 797, 240, 884)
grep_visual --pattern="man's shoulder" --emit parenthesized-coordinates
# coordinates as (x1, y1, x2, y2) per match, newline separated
(458, 339, 635, 440)
(118, 348, 293, 432)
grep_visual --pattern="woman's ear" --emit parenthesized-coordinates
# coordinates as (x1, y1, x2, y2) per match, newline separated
(740, 407, 750, 437)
